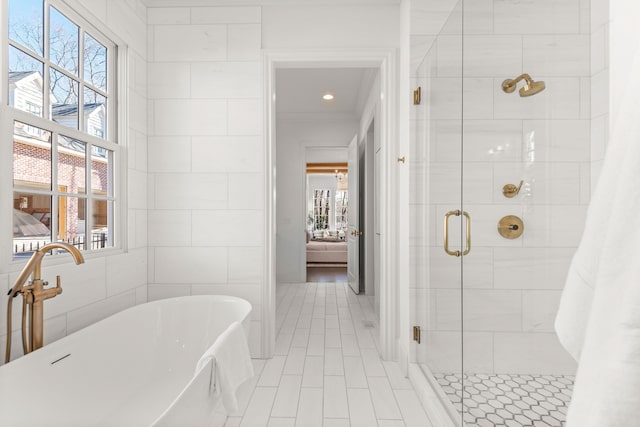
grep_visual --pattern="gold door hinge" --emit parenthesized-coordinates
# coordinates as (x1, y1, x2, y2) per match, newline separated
(413, 87, 421, 105)
(413, 325, 421, 344)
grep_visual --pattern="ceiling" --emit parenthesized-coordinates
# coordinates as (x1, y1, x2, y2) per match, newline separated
(276, 67, 375, 117)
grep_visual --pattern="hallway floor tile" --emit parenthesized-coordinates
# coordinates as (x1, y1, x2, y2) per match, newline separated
(224, 282, 433, 427)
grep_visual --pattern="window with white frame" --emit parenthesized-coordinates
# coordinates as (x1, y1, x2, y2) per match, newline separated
(6, 0, 119, 260)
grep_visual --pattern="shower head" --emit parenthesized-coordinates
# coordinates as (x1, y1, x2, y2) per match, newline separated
(502, 73, 546, 97)
(520, 80, 546, 97)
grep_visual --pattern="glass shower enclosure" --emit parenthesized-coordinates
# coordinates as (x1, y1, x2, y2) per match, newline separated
(410, 0, 596, 425)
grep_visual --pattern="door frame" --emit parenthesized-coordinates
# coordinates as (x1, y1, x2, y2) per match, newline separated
(263, 48, 399, 361)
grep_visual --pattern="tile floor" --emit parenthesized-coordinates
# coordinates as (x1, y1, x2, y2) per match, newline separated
(434, 373, 574, 427)
(223, 281, 432, 427)
(306, 267, 348, 283)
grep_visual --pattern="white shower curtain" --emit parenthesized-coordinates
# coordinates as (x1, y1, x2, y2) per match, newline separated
(555, 25, 640, 426)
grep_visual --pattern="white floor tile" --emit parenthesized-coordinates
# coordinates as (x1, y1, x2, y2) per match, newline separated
(378, 420, 406, 427)
(302, 355, 324, 388)
(326, 315, 340, 329)
(355, 329, 376, 349)
(275, 333, 293, 355)
(307, 333, 325, 356)
(344, 356, 368, 388)
(393, 389, 433, 427)
(265, 282, 434, 427)
(291, 328, 310, 347)
(325, 328, 342, 348)
(361, 348, 387, 377)
(283, 347, 307, 375)
(232, 359, 266, 417)
(324, 348, 345, 376)
(323, 419, 351, 427)
(271, 375, 302, 418)
(341, 334, 360, 357)
(324, 376, 349, 418)
(347, 388, 378, 427)
(382, 361, 413, 390)
(368, 377, 403, 420)
(268, 418, 296, 427)
(258, 355, 287, 387)
(296, 388, 323, 427)
(297, 315, 312, 329)
(311, 317, 326, 334)
(240, 387, 277, 427)
(223, 416, 242, 427)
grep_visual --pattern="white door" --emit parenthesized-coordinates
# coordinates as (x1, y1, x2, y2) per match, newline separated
(347, 135, 360, 294)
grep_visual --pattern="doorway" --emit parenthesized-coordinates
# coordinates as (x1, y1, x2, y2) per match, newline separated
(305, 158, 349, 283)
(265, 49, 398, 360)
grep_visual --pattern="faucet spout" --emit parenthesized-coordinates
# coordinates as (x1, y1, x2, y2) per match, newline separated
(5, 242, 84, 363)
(8, 243, 84, 298)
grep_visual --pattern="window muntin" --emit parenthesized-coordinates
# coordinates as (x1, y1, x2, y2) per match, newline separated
(7, 0, 118, 260)
(335, 190, 348, 231)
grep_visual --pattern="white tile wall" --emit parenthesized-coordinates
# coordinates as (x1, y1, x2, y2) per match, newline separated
(493, 248, 574, 290)
(191, 211, 264, 246)
(227, 24, 262, 61)
(463, 36, 523, 77)
(228, 99, 262, 135)
(494, 78, 582, 120)
(410, 0, 459, 36)
(148, 136, 191, 173)
(105, 248, 148, 297)
(190, 7, 261, 25)
(153, 173, 228, 210)
(67, 290, 136, 334)
(493, 0, 581, 34)
(462, 120, 523, 163)
(522, 290, 563, 332)
(462, 0, 493, 35)
(154, 99, 228, 136)
(192, 136, 264, 174)
(148, 63, 191, 99)
(493, 332, 577, 374)
(190, 62, 262, 99)
(154, 247, 228, 284)
(154, 25, 227, 62)
(147, 7, 190, 25)
(523, 35, 590, 76)
(147, 6, 265, 357)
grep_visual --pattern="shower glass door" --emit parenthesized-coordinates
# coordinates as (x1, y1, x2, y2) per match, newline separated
(411, 0, 589, 425)
(410, 1, 464, 425)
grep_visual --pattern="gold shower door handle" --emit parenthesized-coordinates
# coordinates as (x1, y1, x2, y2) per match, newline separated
(443, 210, 471, 257)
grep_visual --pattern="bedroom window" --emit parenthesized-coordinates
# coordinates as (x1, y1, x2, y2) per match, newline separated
(335, 190, 348, 231)
(7, 0, 119, 260)
(312, 189, 331, 231)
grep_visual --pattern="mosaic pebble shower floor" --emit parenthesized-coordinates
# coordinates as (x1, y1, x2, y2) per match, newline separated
(434, 373, 574, 427)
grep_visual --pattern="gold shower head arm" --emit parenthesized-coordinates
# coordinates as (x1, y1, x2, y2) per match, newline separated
(502, 73, 533, 93)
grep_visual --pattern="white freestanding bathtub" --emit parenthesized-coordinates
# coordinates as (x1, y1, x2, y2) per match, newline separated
(0, 295, 252, 427)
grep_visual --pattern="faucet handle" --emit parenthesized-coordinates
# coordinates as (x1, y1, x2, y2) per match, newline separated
(503, 180, 524, 198)
(39, 276, 63, 300)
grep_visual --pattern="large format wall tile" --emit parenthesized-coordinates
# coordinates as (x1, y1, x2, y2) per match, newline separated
(494, 332, 577, 374)
(494, 0, 580, 35)
(154, 25, 227, 62)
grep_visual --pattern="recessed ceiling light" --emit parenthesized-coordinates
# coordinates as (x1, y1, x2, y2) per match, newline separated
(322, 93, 335, 101)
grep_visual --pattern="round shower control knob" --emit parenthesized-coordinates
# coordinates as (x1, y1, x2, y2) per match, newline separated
(498, 215, 524, 239)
